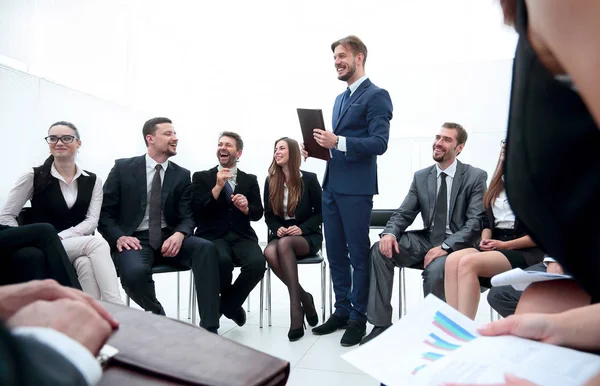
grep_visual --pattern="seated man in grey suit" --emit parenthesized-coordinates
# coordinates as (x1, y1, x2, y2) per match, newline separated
(362, 122, 487, 345)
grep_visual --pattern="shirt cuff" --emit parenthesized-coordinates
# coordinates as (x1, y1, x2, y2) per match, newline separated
(58, 229, 74, 240)
(336, 136, 347, 152)
(13, 327, 102, 386)
(543, 256, 557, 266)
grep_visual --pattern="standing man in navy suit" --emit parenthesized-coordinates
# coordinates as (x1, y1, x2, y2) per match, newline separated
(304, 35, 393, 346)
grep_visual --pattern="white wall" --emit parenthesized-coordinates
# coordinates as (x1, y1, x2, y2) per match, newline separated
(0, 0, 516, 241)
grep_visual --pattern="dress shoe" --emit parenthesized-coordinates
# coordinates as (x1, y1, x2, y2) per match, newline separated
(225, 306, 247, 327)
(303, 292, 319, 327)
(340, 320, 366, 347)
(312, 313, 349, 335)
(359, 325, 390, 345)
(206, 327, 219, 334)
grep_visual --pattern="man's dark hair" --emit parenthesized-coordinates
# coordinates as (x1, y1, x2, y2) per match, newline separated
(219, 131, 244, 151)
(331, 35, 368, 66)
(442, 122, 468, 145)
(142, 117, 172, 146)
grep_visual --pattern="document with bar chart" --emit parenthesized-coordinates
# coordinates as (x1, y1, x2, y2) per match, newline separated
(342, 296, 600, 386)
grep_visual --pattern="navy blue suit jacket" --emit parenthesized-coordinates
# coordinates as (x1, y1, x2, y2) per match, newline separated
(323, 78, 393, 195)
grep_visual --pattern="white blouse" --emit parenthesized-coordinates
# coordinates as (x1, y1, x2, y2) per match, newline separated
(282, 172, 302, 220)
(492, 190, 515, 229)
(0, 164, 103, 239)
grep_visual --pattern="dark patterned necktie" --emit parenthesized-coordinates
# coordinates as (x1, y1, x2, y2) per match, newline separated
(223, 179, 233, 202)
(149, 164, 162, 250)
(431, 172, 447, 245)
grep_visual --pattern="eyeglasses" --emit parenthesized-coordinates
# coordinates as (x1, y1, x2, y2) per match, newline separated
(500, 139, 506, 145)
(45, 135, 76, 144)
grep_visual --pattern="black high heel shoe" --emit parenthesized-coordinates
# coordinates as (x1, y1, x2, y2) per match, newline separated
(304, 292, 319, 327)
(288, 310, 306, 342)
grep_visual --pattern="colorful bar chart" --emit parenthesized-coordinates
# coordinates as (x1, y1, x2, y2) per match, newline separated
(411, 310, 477, 375)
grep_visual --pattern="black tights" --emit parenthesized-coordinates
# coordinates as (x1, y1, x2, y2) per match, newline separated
(264, 236, 314, 330)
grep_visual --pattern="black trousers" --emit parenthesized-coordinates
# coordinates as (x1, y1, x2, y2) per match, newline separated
(0, 224, 81, 289)
(114, 230, 220, 329)
(212, 232, 265, 316)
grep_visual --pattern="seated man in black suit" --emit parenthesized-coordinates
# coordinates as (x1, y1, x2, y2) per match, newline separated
(99, 117, 220, 333)
(0, 279, 118, 386)
(361, 123, 487, 344)
(0, 223, 80, 288)
(191, 132, 265, 326)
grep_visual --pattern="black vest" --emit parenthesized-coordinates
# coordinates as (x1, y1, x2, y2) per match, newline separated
(30, 167, 96, 232)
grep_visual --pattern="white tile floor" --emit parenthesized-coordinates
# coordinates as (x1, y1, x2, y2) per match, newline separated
(122, 261, 498, 385)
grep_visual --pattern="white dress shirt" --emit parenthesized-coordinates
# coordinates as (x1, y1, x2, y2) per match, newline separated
(434, 159, 457, 236)
(217, 164, 238, 191)
(136, 154, 168, 232)
(282, 172, 302, 220)
(13, 327, 102, 386)
(333, 74, 369, 154)
(491, 190, 516, 229)
(0, 164, 103, 239)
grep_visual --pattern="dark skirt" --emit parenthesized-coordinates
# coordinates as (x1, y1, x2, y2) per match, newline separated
(270, 219, 322, 257)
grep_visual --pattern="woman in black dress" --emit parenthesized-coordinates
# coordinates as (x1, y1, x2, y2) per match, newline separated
(263, 137, 323, 341)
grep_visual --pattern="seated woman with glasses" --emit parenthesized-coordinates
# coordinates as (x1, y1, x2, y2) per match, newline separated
(0, 121, 123, 304)
(263, 137, 323, 341)
(443, 140, 544, 319)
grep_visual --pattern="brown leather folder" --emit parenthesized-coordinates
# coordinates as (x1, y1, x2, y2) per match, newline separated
(98, 302, 290, 386)
(297, 108, 331, 161)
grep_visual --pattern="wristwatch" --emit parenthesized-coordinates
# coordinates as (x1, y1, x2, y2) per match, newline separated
(441, 243, 453, 254)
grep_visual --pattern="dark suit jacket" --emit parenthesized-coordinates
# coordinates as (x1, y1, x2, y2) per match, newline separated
(483, 205, 545, 266)
(98, 155, 195, 248)
(383, 160, 488, 252)
(0, 321, 87, 386)
(323, 79, 393, 195)
(192, 166, 263, 242)
(264, 171, 323, 250)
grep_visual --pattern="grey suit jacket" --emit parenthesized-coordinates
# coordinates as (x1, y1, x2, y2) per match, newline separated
(383, 160, 487, 251)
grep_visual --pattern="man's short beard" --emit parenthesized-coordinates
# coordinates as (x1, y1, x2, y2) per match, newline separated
(338, 64, 356, 82)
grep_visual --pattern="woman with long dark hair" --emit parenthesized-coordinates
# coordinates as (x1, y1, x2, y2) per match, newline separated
(0, 121, 123, 303)
(444, 141, 543, 319)
(263, 137, 323, 341)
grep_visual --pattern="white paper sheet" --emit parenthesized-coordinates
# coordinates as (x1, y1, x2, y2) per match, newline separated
(490, 268, 573, 291)
(342, 296, 600, 385)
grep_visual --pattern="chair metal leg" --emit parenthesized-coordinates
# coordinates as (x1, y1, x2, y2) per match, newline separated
(259, 278, 264, 328)
(177, 272, 181, 320)
(398, 268, 402, 319)
(247, 292, 251, 312)
(329, 268, 333, 317)
(267, 266, 272, 326)
(191, 277, 197, 326)
(188, 272, 193, 320)
(402, 267, 407, 316)
(126, 294, 130, 307)
(321, 260, 326, 323)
